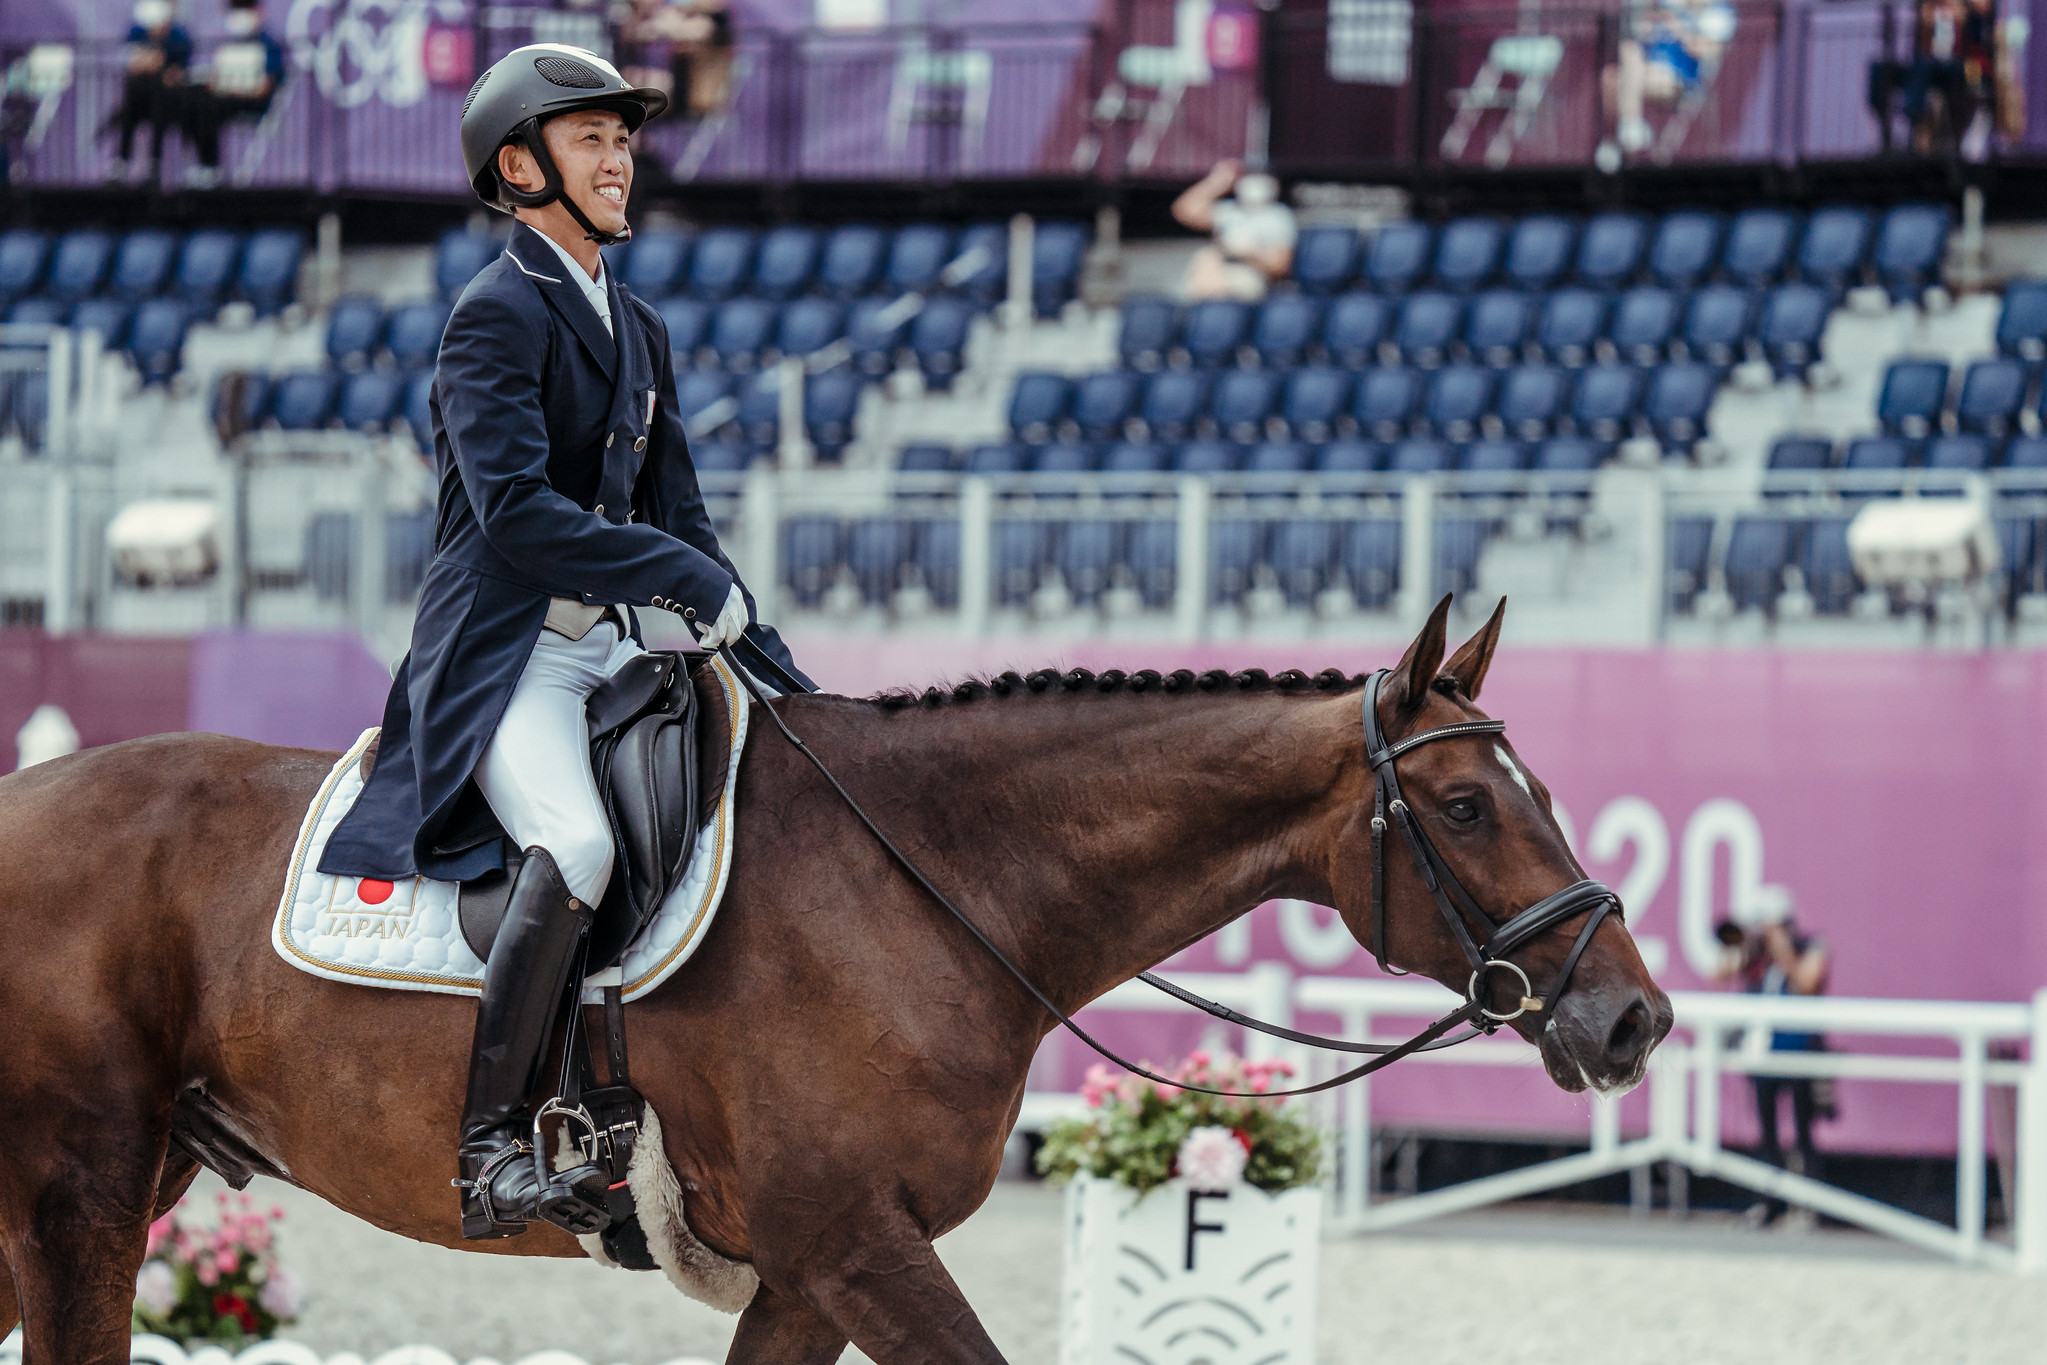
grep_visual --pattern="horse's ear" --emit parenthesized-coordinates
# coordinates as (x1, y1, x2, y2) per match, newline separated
(1393, 594, 1453, 712)
(1442, 596, 1507, 701)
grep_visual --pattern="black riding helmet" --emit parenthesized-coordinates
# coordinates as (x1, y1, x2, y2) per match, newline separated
(460, 44, 668, 247)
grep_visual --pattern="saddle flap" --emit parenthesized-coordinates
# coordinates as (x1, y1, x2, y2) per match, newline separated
(586, 652, 700, 970)
(459, 845, 525, 963)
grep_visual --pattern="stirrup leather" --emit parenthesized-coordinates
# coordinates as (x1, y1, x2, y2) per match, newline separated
(452, 1139, 535, 1230)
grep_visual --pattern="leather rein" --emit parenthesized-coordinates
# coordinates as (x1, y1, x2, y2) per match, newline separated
(723, 652, 1622, 1100)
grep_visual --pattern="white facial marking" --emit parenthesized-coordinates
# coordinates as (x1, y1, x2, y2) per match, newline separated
(1494, 744, 1532, 800)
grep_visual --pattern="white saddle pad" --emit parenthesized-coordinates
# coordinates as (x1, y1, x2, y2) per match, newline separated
(272, 654, 749, 1004)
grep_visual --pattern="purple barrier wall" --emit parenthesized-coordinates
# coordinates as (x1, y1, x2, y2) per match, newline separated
(0, 632, 192, 771)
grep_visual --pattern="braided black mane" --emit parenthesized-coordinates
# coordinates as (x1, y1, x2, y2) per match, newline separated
(871, 666, 1370, 710)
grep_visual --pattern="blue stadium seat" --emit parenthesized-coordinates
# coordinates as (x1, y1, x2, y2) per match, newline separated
(1315, 438, 1382, 472)
(1182, 299, 1253, 368)
(69, 298, 133, 350)
(171, 229, 241, 313)
(1568, 363, 1642, 441)
(1463, 290, 1533, 365)
(804, 369, 865, 456)
(1996, 280, 2047, 362)
(1503, 215, 1575, 292)
(1721, 207, 1800, 288)
(1758, 284, 1831, 376)
(5, 297, 66, 328)
(1322, 292, 1393, 366)
(845, 296, 911, 374)
(1609, 287, 1681, 364)
(1434, 218, 1503, 292)
(108, 229, 179, 302)
(403, 369, 434, 447)
(1127, 520, 1177, 607)
(897, 444, 955, 472)
(1209, 519, 1263, 603)
(1802, 518, 1859, 613)
(692, 441, 752, 473)
(1031, 222, 1090, 317)
(1872, 204, 1949, 301)
(910, 296, 975, 386)
(46, 230, 114, 303)
(1681, 285, 1756, 366)
(1575, 213, 1649, 290)
(774, 297, 846, 359)
(1209, 369, 1280, 442)
(383, 299, 451, 371)
(847, 517, 912, 604)
(1070, 370, 1143, 441)
(1998, 519, 2041, 606)
(1724, 517, 1793, 611)
(1008, 372, 1073, 442)
(1955, 358, 2028, 436)
(709, 297, 779, 370)
(0, 230, 49, 304)
(270, 368, 341, 430)
(2004, 436, 2047, 470)
(1269, 520, 1335, 605)
(1392, 290, 1463, 366)
(1058, 519, 1120, 602)
(783, 517, 840, 608)
(1421, 364, 1494, 439)
(753, 225, 821, 299)
(1437, 519, 1489, 597)
(1278, 366, 1352, 441)
(324, 295, 384, 369)
(1667, 516, 1716, 612)
(1797, 206, 1873, 290)
(994, 520, 1050, 602)
(1496, 364, 1569, 437)
(734, 371, 784, 448)
(128, 299, 189, 383)
(1647, 212, 1722, 289)
(336, 368, 405, 431)
(1365, 221, 1434, 294)
(1102, 441, 1167, 477)
(619, 229, 690, 298)
(1174, 439, 1239, 474)
(1533, 436, 1605, 471)
(688, 227, 758, 300)
(659, 296, 714, 360)
(965, 442, 1026, 474)
(1352, 366, 1424, 439)
(947, 222, 1008, 302)
(1876, 358, 1949, 436)
(435, 229, 499, 300)
(1842, 435, 1913, 471)
(675, 371, 735, 431)
(1925, 434, 1992, 470)
(1536, 288, 1608, 366)
(1140, 370, 1210, 441)
(1120, 296, 1179, 370)
(1251, 294, 1322, 368)
(886, 224, 955, 295)
(1244, 441, 1308, 475)
(818, 225, 890, 298)
(239, 229, 305, 315)
(1387, 437, 1454, 473)
(1292, 225, 1358, 294)
(1767, 436, 1833, 471)
(1461, 438, 1530, 473)
(1642, 362, 1718, 448)
(1341, 520, 1402, 607)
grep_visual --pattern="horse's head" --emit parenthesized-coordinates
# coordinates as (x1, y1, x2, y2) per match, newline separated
(1330, 596, 1672, 1094)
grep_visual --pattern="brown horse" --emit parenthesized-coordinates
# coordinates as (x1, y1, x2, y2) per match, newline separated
(0, 597, 1669, 1364)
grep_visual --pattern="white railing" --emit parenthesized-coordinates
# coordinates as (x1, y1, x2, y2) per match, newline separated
(1022, 969, 2047, 1271)
(0, 1337, 716, 1365)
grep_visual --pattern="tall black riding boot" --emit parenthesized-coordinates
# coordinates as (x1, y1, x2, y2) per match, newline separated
(454, 846, 610, 1240)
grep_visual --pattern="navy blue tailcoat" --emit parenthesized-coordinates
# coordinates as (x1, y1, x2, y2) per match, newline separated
(320, 223, 808, 883)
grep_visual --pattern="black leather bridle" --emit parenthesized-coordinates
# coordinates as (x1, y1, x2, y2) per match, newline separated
(727, 655, 1624, 1100)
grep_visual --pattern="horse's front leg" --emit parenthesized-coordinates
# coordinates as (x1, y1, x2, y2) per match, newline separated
(727, 1283, 850, 1364)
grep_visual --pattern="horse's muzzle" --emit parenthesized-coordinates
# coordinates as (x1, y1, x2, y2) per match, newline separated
(1539, 982, 1674, 1095)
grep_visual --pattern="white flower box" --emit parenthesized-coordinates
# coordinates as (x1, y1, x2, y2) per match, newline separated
(1058, 1176, 1321, 1365)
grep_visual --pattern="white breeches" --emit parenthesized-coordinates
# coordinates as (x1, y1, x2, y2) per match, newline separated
(474, 622, 645, 905)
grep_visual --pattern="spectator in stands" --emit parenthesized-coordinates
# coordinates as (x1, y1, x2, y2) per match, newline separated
(1903, 0, 1972, 148)
(618, 0, 735, 119)
(178, 0, 285, 189)
(1714, 888, 1835, 1227)
(1600, 0, 1735, 159)
(1172, 158, 1296, 302)
(107, 0, 193, 182)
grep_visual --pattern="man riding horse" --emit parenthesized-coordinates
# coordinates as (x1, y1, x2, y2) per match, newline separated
(316, 43, 809, 1241)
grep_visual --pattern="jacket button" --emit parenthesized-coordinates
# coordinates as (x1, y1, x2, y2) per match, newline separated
(682, 606, 696, 620)
(606, 433, 615, 448)
(633, 436, 647, 452)
(594, 503, 605, 517)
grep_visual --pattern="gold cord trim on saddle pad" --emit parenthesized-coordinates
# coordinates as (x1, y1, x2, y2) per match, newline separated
(268, 654, 748, 1001)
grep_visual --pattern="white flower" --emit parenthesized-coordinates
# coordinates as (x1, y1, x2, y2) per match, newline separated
(257, 1268, 304, 1320)
(1177, 1125, 1248, 1193)
(135, 1260, 179, 1317)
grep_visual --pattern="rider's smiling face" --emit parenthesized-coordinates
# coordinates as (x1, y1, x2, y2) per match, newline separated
(499, 109, 633, 240)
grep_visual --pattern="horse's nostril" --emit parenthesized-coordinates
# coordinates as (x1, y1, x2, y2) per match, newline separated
(1605, 997, 1651, 1062)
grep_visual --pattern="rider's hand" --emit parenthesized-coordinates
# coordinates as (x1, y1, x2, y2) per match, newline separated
(693, 583, 749, 650)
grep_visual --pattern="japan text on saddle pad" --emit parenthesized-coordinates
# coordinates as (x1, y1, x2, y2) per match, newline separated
(271, 653, 749, 1003)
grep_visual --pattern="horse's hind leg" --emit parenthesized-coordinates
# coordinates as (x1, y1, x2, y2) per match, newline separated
(726, 1284, 849, 1364)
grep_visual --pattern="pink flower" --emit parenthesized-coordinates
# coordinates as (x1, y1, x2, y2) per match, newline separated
(1079, 1063, 1122, 1109)
(269, 1206, 286, 1221)
(144, 1213, 174, 1259)
(135, 1260, 179, 1317)
(215, 1248, 238, 1275)
(194, 1259, 220, 1288)
(1177, 1125, 1249, 1192)
(257, 1268, 303, 1320)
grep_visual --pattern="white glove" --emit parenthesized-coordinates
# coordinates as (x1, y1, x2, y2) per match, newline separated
(693, 583, 749, 650)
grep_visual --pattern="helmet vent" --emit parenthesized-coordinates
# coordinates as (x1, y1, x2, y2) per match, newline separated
(460, 69, 491, 117)
(533, 55, 607, 89)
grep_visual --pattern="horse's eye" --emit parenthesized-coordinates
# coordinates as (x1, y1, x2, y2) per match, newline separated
(1445, 800, 1479, 824)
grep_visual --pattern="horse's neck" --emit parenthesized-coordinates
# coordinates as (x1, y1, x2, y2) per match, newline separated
(826, 688, 1358, 1013)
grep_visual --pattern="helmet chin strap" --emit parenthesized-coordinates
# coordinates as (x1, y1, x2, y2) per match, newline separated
(496, 115, 633, 248)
